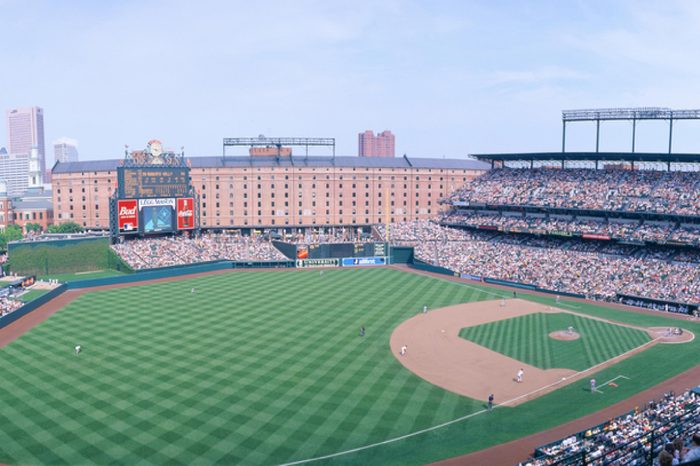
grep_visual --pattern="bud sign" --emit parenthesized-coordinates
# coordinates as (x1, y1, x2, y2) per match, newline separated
(118, 199, 139, 232)
(177, 197, 194, 230)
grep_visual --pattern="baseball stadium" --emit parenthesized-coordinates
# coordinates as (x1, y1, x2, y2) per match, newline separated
(1, 113, 700, 466)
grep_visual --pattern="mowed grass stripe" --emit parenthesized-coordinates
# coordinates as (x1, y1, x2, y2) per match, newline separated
(0, 268, 487, 465)
(2, 268, 679, 466)
(460, 312, 651, 371)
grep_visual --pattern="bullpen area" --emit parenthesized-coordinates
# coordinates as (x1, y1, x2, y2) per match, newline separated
(0, 268, 698, 465)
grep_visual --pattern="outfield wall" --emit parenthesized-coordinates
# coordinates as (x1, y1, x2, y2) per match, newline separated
(389, 246, 414, 264)
(410, 260, 457, 277)
(8, 237, 132, 276)
(0, 284, 68, 329)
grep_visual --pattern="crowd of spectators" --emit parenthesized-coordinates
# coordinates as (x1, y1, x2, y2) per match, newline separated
(518, 390, 700, 465)
(447, 168, 700, 216)
(288, 228, 375, 244)
(441, 211, 700, 248)
(383, 221, 700, 304)
(112, 233, 287, 270)
(378, 220, 494, 243)
(0, 296, 23, 317)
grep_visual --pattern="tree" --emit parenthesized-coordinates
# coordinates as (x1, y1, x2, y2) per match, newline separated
(47, 222, 83, 234)
(25, 223, 42, 233)
(0, 224, 23, 250)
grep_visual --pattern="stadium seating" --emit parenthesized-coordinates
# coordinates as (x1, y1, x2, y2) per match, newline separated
(446, 168, 700, 215)
(112, 233, 286, 270)
(519, 390, 700, 465)
(440, 212, 700, 247)
(381, 221, 700, 305)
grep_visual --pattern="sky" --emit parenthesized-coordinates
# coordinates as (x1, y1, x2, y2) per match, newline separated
(3, 0, 700, 164)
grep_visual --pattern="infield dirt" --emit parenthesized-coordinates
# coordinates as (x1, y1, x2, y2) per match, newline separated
(390, 299, 692, 406)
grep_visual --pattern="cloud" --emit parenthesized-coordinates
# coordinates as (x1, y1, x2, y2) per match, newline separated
(490, 66, 590, 86)
(565, 0, 700, 76)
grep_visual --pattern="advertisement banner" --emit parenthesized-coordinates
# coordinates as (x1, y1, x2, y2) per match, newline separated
(297, 246, 309, 259)
(617, 293, 697, 315)
(117, 199, 139, 233)
(460, 273, 482, 281)
(177, 197, 195, 230)
(341, 257, 386, 267)
(296, 258, 338, 268)
(582, 234, 611, 241)
(138, 198, 176, 209)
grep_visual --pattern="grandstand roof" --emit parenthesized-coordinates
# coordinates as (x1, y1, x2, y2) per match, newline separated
(473, 152, 700, 163)
(53, 156, 490, 174)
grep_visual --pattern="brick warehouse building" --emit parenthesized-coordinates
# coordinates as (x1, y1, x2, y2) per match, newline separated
(51, 155, 487, 230)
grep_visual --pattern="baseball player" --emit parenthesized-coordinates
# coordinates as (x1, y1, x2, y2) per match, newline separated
(400, 345, 407, 356)
(516, 368, 524, 383)
(75, 345, 81, 355)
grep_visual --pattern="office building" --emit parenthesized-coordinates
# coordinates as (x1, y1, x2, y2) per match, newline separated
(0, 153, 29, 196)
(358, 130, 395, 158)
(53, 137, 79, 163)
(6, 107, 46, 174)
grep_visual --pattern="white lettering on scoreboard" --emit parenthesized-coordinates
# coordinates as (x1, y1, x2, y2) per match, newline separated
(138, 198, 176, 210)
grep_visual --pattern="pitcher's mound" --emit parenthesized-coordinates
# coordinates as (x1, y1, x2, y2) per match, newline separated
(549, 330, 580, 341)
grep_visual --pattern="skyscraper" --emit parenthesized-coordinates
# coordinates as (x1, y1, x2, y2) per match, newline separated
(0, 153, 29, 196)
(53, 137, 79, 163)
(6, 107, 46, 173)
(358, 130, 395, 157)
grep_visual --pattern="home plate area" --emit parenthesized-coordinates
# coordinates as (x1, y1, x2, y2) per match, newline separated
(390, 299, 686, 406)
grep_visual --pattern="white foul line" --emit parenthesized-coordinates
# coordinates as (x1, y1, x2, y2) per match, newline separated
(281, 344, 647, 466)
(281, 307, 653, 464)
(279, 407, 492, 466)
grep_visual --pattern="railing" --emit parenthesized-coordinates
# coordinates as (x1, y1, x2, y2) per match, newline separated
(527, 402, 699, 465)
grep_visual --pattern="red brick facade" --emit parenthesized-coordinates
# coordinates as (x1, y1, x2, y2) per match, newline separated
(52, 157, 487, 230)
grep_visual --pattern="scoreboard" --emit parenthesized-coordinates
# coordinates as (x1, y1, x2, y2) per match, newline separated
(112, 162, 195, 238)
(306, 243, 387, 259)
(117, 167, 190, 199)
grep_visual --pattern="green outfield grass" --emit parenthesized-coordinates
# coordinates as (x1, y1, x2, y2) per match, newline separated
(39, 269, 129, 283)
(459, 312, 651, 371)
(0, 268, 698, 466)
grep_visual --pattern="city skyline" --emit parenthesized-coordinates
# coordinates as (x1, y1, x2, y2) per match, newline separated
(3, 1, 700, 160)
(6, 107, 45, 173)
(53, 137, 79, 164)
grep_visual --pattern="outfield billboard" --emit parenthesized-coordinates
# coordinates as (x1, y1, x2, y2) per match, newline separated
(177, 197, 195, 230)
(341, 257, 386, 267)
(296, 258, 339, 268)
(117, 200, 139, 233)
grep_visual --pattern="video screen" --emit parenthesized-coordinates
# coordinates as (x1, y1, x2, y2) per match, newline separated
(142, 205, 173, 233)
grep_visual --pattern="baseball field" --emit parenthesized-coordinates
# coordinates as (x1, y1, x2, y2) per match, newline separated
(0, 267, 698, 465)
